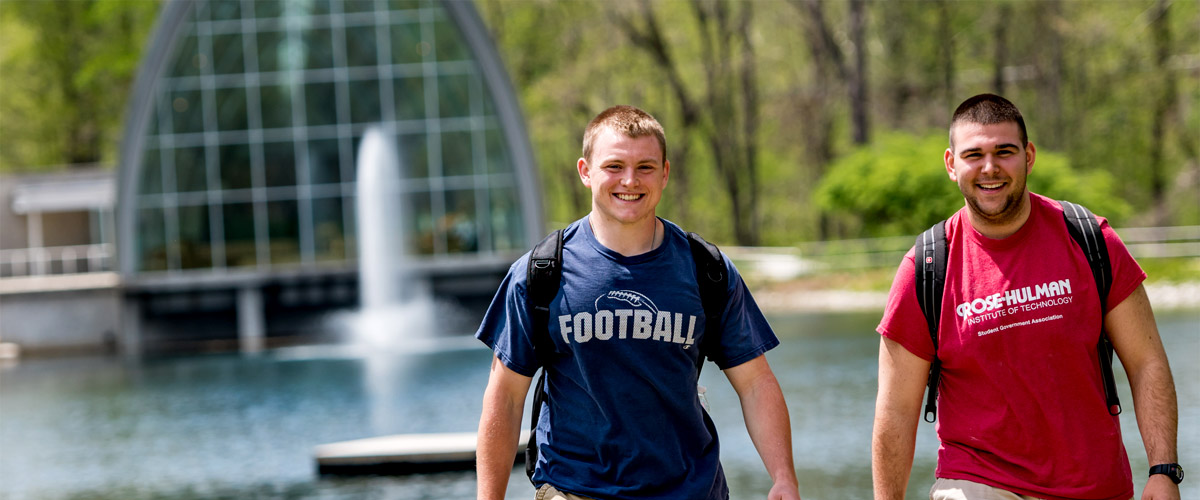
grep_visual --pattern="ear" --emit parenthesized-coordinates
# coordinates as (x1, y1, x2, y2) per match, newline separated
(578, 157, 591, 187)
(661, 159, 670, 187)
(944, 148, 957, 182)
(1024, 142, 1036, 175)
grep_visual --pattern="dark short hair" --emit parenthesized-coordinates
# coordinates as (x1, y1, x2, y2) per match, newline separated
(582, 105, 667, 163)
(949, 93, 1028, 149)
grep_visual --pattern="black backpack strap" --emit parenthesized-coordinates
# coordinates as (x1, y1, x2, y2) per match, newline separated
(914, 221, 947, 423)
(524, 229, 563, 481)
(687, 232, 729, 372)
(1060, 200, 1120, 415)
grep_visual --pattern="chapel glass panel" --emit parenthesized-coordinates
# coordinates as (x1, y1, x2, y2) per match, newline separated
(267, 200, 302, 265)
(170, 89, 205, 135)
(305, 82, 338, 127)
(222, 202, 257, 267)
(139, 149, 164, 195)
(218, 143, 253, 190)
(176, 204, 213, 269)
(174, 146, 208, 193)
(259, 83, 294, 129)
(211, 33, 246, 75)
(312, 196, 346, 261)
(444, 188, 478, 253)
(137, 208, 168, 271)
(307, 138, 342, 185)
(215, 86, 249, 131)
(345, 25, 380, 67)
(349, 79, 382, 124)
(303, 28, 335, 69)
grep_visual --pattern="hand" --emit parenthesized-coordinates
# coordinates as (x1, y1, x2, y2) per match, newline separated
(1142, 474, 1180, 500)
(767, 480, 801, 500)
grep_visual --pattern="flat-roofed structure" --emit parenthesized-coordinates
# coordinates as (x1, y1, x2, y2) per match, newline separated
(111, 0, 540, 354)
(0, 168, 120, 355)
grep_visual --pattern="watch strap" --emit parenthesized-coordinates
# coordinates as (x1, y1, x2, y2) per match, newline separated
(1149, 463, 1184, 485)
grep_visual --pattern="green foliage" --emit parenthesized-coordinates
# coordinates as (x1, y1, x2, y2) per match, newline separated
(482, 0, 1196, 239)
(0, 0, 160, 172)
(1, 0, 1194, 237)
(1138, 257, 1200, 284)
(815, 132, 1130, 238)
(1026, 150, 1132, 224)
(815, 132, 961, 238)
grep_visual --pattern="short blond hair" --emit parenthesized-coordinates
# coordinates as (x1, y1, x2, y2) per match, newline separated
(581, 105, 667, 163)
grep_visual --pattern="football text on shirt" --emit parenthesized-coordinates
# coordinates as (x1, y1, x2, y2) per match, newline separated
(557, 310, 699, 345)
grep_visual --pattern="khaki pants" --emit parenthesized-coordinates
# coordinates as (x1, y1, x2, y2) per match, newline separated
(931, 479, 1046, 500)
(535, 483, 596, 500)
(930, 478, 1133, 500)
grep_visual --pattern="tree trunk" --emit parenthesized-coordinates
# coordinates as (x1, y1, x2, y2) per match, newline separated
(849, 0, 869, 145)
(1035, 0, 1066, 147)
(992, 3, 1010, 95)
(939, 0, 955, 107)
(1148, 0, 1174, 225)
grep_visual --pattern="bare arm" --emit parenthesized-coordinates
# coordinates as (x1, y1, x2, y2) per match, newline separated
(872, 336, 931, 500)
(477, 356, 534, 500)
(724, 355, 801, 500)
(1105, 285, 1179, 500)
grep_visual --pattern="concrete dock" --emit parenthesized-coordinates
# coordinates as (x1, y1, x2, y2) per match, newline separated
(315, 430, 530, 475)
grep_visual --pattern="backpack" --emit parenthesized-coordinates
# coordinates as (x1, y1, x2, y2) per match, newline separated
(914, 200, 1121, 423)
(522, 227, 729, 481)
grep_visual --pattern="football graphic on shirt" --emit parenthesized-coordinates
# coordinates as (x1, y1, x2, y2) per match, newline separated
(595, 290, 659, 315)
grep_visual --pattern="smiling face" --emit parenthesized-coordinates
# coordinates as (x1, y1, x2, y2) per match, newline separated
(945, 120, 1035, 237)
(578, 126, 669, 229)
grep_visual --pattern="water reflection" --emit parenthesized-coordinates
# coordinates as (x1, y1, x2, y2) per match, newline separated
(0, 310, 1195, 500)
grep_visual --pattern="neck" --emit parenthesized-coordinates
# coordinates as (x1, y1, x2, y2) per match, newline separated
(589, 215, 660, 257)
(968, 192, 1033, 239)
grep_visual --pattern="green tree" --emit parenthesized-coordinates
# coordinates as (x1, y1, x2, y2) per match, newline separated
(0, 0, 159, 171)
(612, 0, 765, 244)
(816, 132, 1130, 238)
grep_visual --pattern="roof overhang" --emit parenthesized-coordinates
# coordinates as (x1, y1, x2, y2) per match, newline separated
(12, 176, 114, 214)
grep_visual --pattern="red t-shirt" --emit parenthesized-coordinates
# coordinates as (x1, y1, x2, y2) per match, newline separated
(878, 193, 1146, 500)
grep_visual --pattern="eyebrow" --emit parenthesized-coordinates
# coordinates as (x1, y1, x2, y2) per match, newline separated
(960, 143, 1020, 154)
(600, 156, 661, 166)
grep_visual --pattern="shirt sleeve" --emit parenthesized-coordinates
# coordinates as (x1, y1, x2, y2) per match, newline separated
(707, 254, 781, 370)
(876, 247, 937, 362)
(1099, 218, 1147, 312)
(474, 258, 542, 377)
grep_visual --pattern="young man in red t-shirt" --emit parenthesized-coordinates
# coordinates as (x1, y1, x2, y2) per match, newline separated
(872, 94, 1181, 500)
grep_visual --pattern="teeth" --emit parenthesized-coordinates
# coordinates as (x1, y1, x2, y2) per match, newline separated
(616, 193, 641, 201)
(979, 183, 1004, 189)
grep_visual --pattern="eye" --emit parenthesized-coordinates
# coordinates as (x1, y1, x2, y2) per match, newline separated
(964, 152, 982, 159)
(996, 150, 1014, 157)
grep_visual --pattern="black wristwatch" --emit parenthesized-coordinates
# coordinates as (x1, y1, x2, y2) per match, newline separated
(1149, 463, 1184, 485)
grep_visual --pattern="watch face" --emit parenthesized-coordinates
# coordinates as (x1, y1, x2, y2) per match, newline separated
(1152, 464, 1185, 485)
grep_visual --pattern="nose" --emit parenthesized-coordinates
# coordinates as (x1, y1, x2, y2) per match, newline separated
(981, 156, 1000, 175)
(620, 170, 639, 186)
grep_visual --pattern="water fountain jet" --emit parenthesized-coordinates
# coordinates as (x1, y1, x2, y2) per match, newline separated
(352, 126, 436, 350)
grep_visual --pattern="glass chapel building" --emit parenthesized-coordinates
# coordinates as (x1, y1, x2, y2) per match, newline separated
(115, 0, 540, 352)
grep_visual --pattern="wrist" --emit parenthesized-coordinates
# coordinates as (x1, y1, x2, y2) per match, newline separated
(1149, 463, 1184, 485)
(771, 475, 799, 489)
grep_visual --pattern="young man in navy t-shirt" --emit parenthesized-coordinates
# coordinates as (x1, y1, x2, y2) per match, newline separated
(475, 105, 802, 500)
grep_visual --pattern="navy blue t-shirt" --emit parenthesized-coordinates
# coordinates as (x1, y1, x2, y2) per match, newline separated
(476, 216, 779, 500)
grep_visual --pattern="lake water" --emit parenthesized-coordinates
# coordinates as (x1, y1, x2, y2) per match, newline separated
(1, 310, 1196, 500)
